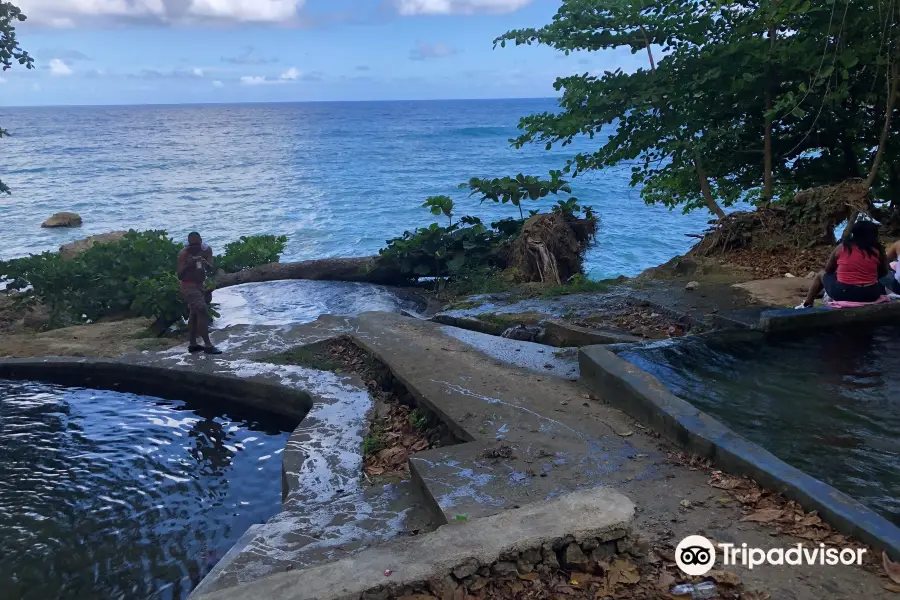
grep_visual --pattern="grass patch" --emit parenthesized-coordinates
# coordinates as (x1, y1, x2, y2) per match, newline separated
(478, 311, 547, 328)
(445, 298, 487, 311)
(539, 276, 618, 298)
(408, 408, 429, 430)
(362, 433, 387, 456)
(266, 344, 343, 371)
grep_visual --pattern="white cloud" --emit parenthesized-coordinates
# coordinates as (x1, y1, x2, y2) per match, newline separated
(49, 58, 73, 76)
(0, 76, 6, 84)
(240, 75, 268, 85)
(17, 0, 306, 26)
(280, 67, 300, 80)
(212, 80, 224, 88)
(410, 41, 457, 61)
(394, 0, 531, 15)
(189, 0, 302, 22)
(192, 67, 204, 77)
(240, 67, 301, 85)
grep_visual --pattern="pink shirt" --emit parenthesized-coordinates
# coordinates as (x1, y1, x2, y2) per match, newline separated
(836, 245, 880, 286)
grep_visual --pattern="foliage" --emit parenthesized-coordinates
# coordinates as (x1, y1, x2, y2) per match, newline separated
(130, 273, 191, 326)
(540, 274, 616, 297)
(0, 230, 181, 326)
(465, 170, 576, 219)
(216, 234, 288, 274)
(495, 0, 900, 216)
(0, 230, 285, 330)
(422, 195, 455, 225)
(408, 409, 429, 431)
(0, 2, 33, 195)
(362, 434, 387, 456)
(378, 215, 520, 281)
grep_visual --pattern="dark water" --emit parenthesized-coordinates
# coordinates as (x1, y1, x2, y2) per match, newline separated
(619, 326, 900, 525)
(0, 380, 295, 600)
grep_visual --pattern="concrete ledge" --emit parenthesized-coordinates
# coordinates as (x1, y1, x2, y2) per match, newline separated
(538, 319, 642, 347)
(578, 345, 900, 560)
(430, 314, 507, 337)
(0, 357, 313, 420)
(760, 301, 900, 332)
(193, 487, 634, 600)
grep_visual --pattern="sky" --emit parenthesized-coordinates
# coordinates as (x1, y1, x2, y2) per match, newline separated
(0, 0, 651, 106)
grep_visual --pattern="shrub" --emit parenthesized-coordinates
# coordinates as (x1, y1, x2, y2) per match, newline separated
(0, 230, 284, 330)
(217, 235, 288, 274)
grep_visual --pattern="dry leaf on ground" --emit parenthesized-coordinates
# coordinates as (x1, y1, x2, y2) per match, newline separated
(657, 570, 676, 591)
(708, 570, 742, 586)
(740, 508, 784, 523)
(885, 552, 900, 584)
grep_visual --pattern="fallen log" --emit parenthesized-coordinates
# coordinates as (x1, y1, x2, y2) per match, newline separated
(213, 256, 410, 289)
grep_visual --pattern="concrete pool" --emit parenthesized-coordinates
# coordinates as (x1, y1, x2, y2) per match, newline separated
(617, 325, 900, 526)
(0, 379, 298, 600)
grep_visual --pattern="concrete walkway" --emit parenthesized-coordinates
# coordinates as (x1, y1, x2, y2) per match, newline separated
(46, 310, 887, 599)
(338, 313, 892, 599)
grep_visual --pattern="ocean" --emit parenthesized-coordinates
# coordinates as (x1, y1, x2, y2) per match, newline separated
(0, 99, 714, 278)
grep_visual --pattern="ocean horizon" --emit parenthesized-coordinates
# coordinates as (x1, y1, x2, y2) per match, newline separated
(1, 98, 715, 277)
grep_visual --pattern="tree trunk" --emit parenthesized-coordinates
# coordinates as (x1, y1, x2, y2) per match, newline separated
(763, 22, 776, 202)
(213, 257, 409, 289)
(865, 65, 899, 189)
(694, 154, 726, 218)
(640, 25, 656, 73)
(643, 23, 723, 220)
(842, 65, 899, 238)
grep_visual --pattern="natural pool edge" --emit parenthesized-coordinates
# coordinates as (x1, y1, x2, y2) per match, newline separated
(578, 343, 900, 561)
(0, 356, 315, 513)
(0, 356, 313, 421)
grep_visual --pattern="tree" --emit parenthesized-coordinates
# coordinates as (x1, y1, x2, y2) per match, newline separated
(495, 0, 900, 219)
(0, 1, 34, 195)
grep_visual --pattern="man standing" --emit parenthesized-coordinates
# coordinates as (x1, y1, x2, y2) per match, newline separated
(177, 232, 222, 354)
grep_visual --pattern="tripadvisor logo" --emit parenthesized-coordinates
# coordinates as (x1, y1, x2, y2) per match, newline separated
(675, 535, 867, 575)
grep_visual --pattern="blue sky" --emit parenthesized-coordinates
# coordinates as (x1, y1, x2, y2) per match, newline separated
(0, 0, 648, 106)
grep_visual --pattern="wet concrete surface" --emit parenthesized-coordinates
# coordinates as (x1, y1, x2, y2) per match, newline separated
(120, 314, 438, 596)
(345, 313, 894, 600)
(432, 280, 774, 344)
(438, 325, 579, 380)
(68, 281, 894, 599)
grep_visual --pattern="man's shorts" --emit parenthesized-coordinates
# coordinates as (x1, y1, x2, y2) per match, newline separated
(180, 284, 207, 314)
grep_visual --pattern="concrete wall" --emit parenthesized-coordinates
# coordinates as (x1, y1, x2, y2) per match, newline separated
(578, 345, 900, 560)
(0, 357, 314, 421)
(760, 301, 900, 332)
(194, 487, 634, 600)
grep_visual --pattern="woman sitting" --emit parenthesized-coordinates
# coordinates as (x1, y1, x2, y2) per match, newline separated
(797, 220, 890, 308)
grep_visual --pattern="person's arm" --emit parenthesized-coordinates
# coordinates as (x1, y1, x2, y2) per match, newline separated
(202, 247, 214, 271)
(879, 246, 890, 278)
(887, 241, 900, 262)
(824, 245, 840, 273)
(176, 249, 191, 280)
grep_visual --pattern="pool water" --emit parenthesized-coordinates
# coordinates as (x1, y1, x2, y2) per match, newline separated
(619, 325, 900, 525)
(0, 380, 296, 600)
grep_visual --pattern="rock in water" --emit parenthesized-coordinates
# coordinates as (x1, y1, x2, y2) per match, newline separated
(685, 281, 700, 291)
(42, 212, 83, 228)
(59, 231, 126, 259)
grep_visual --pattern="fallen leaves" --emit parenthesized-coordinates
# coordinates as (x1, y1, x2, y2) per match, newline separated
(708, 570, 741, 587)
(740, 508, 784, 524)
(360, 382, 442, 479)
(667, 455, 870, 554)
(885, 552, 900, 584)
